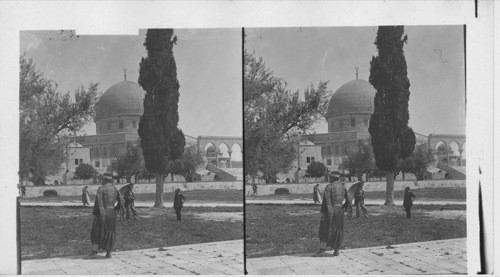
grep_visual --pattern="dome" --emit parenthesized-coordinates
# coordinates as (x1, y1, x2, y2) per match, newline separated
(95, 80, 146, 121)
(327, 79, 376, 119)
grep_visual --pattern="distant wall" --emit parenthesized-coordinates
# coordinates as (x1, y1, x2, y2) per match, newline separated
(245, 179, 466, 196)
(24, 181, 243, 198)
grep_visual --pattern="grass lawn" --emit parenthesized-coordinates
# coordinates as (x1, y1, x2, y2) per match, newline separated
(249, 187, 466, 201)
(245, 204, 466, 258)
(21, 205, 243, 260)
(21, 189, 243, 203)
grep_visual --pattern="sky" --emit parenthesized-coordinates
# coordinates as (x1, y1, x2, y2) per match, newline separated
(20, 29, 242, 137)
(245, 26, 466, 136)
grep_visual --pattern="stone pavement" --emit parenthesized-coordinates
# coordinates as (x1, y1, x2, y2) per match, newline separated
(22, 240, 243, 275)
(246, 238, 467, 275)
(21, 200, 242, 208)
(246, 198, 465, 206)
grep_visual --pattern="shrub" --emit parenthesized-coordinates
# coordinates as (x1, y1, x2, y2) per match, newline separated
(43, 190, 58, 197)
(306, 161, 327, 178)
(274, 188, 289, 195)
(74, 163, 96, 181)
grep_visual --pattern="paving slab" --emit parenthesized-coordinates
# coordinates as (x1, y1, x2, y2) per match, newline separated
(22, 239, 243, 275)
(246, 238, 466, 275)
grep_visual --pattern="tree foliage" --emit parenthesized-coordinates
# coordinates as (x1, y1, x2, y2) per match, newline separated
(110, 143, 145, 183)
(399, 143, 435, 180)
(74, 163, 96, 181)
(19, 55, 99, 183)
(368, 26, 416, 205)
(138, 29, 186, 207)
(244, 51, 331, 183)
(170, 145, 205, 182)
(343, 141, 377, 181)
(305, 161, 327, 179)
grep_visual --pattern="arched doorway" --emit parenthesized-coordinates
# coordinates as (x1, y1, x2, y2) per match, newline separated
(230, 143, 243, 168)
(218, 143, 230, 167)
(205, 143, 217, 165)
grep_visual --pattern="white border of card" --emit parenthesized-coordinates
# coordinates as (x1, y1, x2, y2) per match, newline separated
(0, 1, 497, 275)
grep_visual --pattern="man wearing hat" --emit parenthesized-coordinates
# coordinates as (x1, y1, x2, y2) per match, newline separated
(314, 171, 350, 257)
(86, 172, 124, 259)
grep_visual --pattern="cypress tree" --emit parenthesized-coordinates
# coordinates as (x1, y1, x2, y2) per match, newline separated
(368, 26, 416, 205)
(138, 29, 186, 207)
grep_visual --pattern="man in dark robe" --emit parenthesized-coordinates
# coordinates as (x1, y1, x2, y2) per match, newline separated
(173, 188, 186, 221)
(86, 172, 124, 259)
(314, 171, 350, 257)
(403, 186, 416, 219)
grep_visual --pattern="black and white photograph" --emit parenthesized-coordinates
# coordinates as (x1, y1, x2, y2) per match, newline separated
(0, 1, 496, 275)
(18, 28, 243, 274)
(244, 26, 468, 275)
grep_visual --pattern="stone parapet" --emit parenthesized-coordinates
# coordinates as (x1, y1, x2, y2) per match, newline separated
(245, 179, 466, 196)
(24, 181, 243, 198)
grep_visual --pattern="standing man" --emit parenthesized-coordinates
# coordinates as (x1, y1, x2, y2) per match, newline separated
(123, 184, 138, 221)
(314, 171, 350, 257)
(354, 182, 368, 218)
(86, 172, 124, 259)
(173, 188, 186, 221)
(403, 186, 416, 219)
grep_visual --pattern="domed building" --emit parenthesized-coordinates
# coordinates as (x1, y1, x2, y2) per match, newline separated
(299, 71, 431, 175)
(43, 71, 242, 186)
(59, 72, 243, 183)
(76, 75, 197, 174)
(289, 69, 466, 181)
(94, 80, 145, 134)
(303, 76, 378, 171)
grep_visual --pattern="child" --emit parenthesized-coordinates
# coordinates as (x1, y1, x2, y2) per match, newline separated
(403, 186, 416, 219)
(173, 188, 186, 221)
(252, 184, 258, 196)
